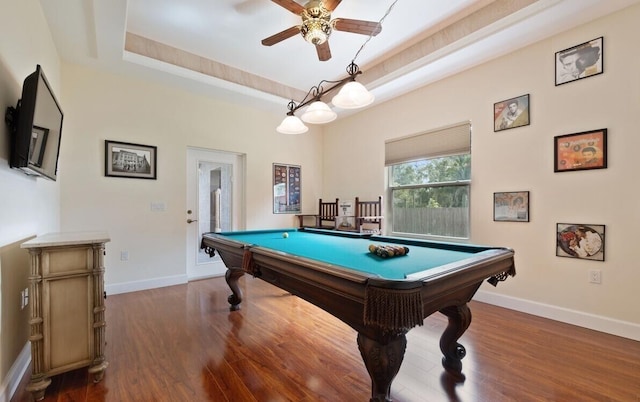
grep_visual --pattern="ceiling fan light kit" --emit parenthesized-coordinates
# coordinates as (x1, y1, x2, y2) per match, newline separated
(300, 2, 332, 45)
(263, 0, 382, 61)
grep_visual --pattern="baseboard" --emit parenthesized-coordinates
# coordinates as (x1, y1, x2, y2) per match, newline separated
(188, 272, 225, 282)
(475, 289, 640, 341)
(105, 274, 188, 295)
(0, 342, 30, 402)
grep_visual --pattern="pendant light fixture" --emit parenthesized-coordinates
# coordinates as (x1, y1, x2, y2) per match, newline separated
(275, 62, 371, 134)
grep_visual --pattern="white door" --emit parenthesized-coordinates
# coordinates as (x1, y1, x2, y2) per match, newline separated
(186, 147, 245, 280)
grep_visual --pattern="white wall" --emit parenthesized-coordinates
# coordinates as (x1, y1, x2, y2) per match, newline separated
(323, 4, 640, 337)
(59, 64, 324, 289)
(0, 0, 62, 246)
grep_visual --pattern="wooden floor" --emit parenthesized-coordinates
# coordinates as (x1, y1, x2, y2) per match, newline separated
(11, 276, 640, 402)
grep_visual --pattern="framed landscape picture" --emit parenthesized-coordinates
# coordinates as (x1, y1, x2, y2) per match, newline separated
(555, 37, 603, 86)
(105, 140, 157, 179)
(554, 129, 607, 172)
(556, 223, 605, 261)
(494, 94, 530, 132)
(493, 191, 529, 222)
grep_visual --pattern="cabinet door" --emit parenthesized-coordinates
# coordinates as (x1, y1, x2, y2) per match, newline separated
(44, 274, 93, 373)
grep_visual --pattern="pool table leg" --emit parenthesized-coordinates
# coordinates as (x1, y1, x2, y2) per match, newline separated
(225, 268, 245, 311)
(357, 332, 407, 402)
(439, 304, 471, 379)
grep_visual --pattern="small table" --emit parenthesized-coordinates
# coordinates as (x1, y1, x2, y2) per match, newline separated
(201, 228, 514, 402)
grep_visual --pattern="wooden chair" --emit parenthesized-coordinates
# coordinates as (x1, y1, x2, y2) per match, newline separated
(296, 198, 339, 229)
(316, 198, 339, 229)
(355, 196, 383, 233)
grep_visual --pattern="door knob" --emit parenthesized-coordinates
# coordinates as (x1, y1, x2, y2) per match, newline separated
(187, 219, 198, 224)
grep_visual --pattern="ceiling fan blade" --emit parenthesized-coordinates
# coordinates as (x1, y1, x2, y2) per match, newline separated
(262, 26, 301, 46)
(323, 0, 342, 11)
(316, 41, 331, 61)
(270, 0, 305, 15)
(333, 18, 382, 36)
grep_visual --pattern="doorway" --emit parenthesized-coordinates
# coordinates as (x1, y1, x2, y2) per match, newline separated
(186, 147, 245, 280)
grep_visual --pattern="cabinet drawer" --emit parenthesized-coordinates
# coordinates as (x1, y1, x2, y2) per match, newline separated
(43, 247, 93, 275)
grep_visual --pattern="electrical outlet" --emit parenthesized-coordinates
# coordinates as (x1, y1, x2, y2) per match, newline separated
(589, 269, 602, 284)
(120, 251, 129, 261)
(20, 288, 29, 310)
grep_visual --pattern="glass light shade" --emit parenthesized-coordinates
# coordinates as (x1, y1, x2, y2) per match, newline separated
(276, 115, 309, 134)
(300, 101, 337, 124)
(331, 81, 375, 109)
(304, 27, 327, 45)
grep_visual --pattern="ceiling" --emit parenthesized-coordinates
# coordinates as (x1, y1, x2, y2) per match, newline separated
(41, 0, 639, 117)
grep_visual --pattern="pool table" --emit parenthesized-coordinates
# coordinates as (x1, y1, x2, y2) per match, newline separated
(201, 228, 515, 402)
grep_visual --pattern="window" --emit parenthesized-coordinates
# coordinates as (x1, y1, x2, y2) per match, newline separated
(385, 123, 471, 238)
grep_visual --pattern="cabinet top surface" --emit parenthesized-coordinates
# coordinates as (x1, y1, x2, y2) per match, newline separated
(21, 231, 111, 249)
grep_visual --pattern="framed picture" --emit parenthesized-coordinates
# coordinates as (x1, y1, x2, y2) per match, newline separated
(556, 223, 605, 261)
(337, 200, 355, 230)
(555, 37, 603, 86)
(494, 94, 530, 132)
(493, 191, 529, 222)
(273, 163, 301, 214)
(554, 129, 607, 172)
(105, 140, 157, 179)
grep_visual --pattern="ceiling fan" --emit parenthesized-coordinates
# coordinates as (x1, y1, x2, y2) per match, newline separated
(261, 0, 382, 61)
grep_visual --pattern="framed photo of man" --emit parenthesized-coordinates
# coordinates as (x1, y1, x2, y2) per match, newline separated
(494, 94, 530, 132)
(555, 37, 603, 86)
(554, 129, 607, 172)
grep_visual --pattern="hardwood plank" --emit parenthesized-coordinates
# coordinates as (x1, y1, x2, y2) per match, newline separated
(11, 276, 640, 402)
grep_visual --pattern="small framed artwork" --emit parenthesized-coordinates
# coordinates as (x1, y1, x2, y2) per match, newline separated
(493, 191, 529, 222)
(556, 223, 605, 261)
(273, 163, 301, 214)
(105, 140, 157, 179)
(555, 37, 603, 86)
(554, 129, 607, 172)
(494, 94, 530, 132)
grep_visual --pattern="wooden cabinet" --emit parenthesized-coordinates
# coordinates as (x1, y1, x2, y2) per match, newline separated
(21, 232, 110, 401)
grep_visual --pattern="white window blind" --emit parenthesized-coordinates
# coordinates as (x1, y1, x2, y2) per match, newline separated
(384, 122, 471, 166)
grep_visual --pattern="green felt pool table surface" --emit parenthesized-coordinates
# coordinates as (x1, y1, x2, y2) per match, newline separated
(216, 228, 496, 280)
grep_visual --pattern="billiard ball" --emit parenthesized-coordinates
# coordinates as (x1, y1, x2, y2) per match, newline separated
(282, 232, 289, 238)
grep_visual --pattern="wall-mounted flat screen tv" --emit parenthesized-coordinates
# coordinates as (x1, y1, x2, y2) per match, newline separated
(6, 64, 63, 181)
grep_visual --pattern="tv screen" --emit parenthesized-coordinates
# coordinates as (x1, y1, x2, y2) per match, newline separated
(7, 65, 63, 180)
